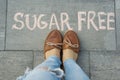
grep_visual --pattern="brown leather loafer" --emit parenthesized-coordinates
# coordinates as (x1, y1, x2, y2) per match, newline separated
(44, 30, 63, 59)
(63, 30, 80, 61)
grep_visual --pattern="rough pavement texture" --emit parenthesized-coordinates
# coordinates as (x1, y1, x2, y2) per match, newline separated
(0, 0, 6, 50)
(0, 0, 120, 80)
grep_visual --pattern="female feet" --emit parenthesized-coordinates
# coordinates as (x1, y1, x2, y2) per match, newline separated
(44, 30, 80, 62)
(44, 30, 63, 59)
(63, 30, 80, 62)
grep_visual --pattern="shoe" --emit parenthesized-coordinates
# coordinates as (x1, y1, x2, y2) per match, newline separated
(63, 30, 80, 62)
(44, 30, 63, 59)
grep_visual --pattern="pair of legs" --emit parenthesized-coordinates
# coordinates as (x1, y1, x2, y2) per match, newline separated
(17, 30, 90, 80)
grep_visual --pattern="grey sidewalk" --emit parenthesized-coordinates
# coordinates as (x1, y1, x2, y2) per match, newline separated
(0, 0, 120, 80)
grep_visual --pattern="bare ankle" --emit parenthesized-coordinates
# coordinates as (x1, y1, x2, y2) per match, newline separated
(45, 48, 60, 59)
(63, 49, 78, 62)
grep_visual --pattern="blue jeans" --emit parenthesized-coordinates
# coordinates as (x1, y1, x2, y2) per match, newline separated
(17, 56, 90, 80)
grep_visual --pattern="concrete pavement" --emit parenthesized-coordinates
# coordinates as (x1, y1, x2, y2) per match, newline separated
(0, 0, 120, 80)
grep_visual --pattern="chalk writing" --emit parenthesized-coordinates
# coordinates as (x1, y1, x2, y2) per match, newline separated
(12, 11, 115, 31)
